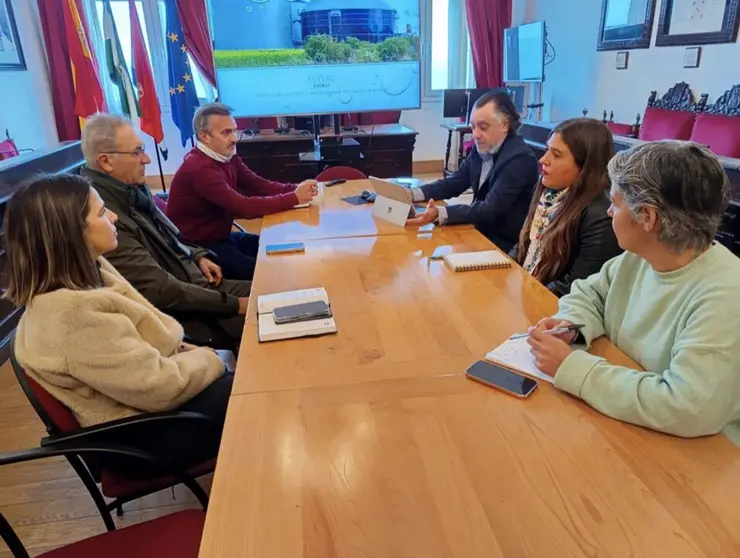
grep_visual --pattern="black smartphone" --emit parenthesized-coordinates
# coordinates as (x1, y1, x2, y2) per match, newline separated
(273, 301, 332, 324)
(465, 361, 537, 398)
(430, 246, 452, 260)
(325, 179, 347, 187)
(265, 242, 305, 255)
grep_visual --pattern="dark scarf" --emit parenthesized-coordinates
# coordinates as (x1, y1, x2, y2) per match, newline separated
(130, 184, 193, 260)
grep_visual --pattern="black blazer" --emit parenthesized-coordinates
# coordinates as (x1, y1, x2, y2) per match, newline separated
(419, 134, 539, 252)
(510, 192, 623, 297)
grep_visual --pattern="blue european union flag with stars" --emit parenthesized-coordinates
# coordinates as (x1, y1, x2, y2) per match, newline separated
(164, 0, 200, 147)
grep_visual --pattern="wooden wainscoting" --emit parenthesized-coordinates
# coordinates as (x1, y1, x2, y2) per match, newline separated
(144, 160, 444, 191)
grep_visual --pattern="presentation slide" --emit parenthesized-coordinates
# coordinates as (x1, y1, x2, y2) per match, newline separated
(210, 0, 421, 117)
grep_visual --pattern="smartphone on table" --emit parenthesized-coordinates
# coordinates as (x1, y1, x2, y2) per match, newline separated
(465, 361, 537, 398)
(430, 246, 452, 260)
(265, 242, 305, 255)
(273, 301, 332, 324)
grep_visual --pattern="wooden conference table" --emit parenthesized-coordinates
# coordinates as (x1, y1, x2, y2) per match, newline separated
(259, 178, 474, 244)
(199, 182, 740, 557)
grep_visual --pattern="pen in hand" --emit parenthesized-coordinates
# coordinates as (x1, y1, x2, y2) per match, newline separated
(509, 324, 585, 340)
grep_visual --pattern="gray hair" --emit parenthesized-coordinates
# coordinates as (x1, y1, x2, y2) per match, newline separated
(81, 113, 132, 168)
(193, 102, 233, 137)
(608, 140, 730, 252)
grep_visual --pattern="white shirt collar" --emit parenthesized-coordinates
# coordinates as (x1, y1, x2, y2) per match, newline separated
(196, 141, 233, 163)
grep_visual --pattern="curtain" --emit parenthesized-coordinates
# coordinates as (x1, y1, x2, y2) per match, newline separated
(38, 0, 105, 141)
(38, 0, 81, 141)
(177, 0, 216, 87)
(465, 0, 511, 88)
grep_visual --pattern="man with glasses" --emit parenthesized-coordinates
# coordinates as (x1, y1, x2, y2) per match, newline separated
(165, 103, 318, 282)
(80, 113, 251, 352)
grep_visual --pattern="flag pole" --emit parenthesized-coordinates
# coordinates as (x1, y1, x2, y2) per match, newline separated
(155, 146, 167, 194)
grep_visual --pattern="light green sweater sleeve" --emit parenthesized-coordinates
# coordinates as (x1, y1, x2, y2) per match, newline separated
(554, 328, 740, 439)
(553, 255, 622, 346)
(546, 245, 740, 440)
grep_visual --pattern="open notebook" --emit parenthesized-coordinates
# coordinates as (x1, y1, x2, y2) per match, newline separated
(443, 251, 511, 272)
(485, 336, 553, 384)
(257, 288, 337, 342)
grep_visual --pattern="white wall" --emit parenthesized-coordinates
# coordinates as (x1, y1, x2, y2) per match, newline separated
(513, 0, 740, 124)
(0, 0, 57, 150)
(594, 28, 740, 124)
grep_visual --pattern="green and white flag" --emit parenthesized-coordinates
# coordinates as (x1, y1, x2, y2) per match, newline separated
(102, 0, 168, 161)
(102, 0, 138, 121)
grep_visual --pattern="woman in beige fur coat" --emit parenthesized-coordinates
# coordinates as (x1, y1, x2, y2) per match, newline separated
(5, 174, 231, 476)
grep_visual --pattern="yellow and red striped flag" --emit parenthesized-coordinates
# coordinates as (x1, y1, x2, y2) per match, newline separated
(61, 0, 107, 121)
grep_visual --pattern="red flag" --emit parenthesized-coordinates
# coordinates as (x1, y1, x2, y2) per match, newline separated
(61, 0, 107, 119)
(129, 0, 164, 143)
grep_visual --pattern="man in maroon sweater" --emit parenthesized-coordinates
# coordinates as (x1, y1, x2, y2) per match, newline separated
(167, 103, 317, 280)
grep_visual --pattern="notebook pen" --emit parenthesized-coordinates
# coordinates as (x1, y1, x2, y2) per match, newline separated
(509, 324, 585, 340)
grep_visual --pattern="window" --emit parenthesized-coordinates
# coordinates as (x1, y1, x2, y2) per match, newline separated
(422, 0, 475, 97)
(91, 0, 214, 113)
(95, 1, 154, 72)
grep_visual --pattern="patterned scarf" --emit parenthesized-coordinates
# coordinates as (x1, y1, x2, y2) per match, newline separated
(523, 187, 568, 275)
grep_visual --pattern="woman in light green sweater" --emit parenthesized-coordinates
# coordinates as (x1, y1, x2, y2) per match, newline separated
(527, 140, 740, 441)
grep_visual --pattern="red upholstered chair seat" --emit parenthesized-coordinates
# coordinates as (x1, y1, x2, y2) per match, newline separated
(24, 374, 79, 433)
(341, 113, 362, 126)
(462, 139, 474, 157)
(689, 113, 740, 158)
(100, 458, 216, 498)
(153, 194, 168, 212)
(39, 510, 205, 558)
(361, 111, 401, 125)
(639, 107, 696, 141)
(316, 166, 367, 181)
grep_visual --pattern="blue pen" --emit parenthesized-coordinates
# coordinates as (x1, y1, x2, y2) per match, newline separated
(509, 324, 585, 340)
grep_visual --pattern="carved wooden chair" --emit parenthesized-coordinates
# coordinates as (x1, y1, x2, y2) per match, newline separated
(639, 81, 707, 141)
(689, 84, 740, 158)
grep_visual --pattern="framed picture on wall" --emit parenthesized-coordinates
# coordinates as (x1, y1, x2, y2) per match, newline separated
(597, 0, 658, 51)
(0, 0, 26, 70)
(683, 46, 702, 67)
(656, 0, 740, 46)
(616, 51, 629, 69)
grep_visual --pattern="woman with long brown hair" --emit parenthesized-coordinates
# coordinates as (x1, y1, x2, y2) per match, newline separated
(511, 118, 622, 296)
(5, 173, 230, 477)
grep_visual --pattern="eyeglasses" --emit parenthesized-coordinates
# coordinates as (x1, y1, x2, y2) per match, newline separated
(102, 147, 147, 157)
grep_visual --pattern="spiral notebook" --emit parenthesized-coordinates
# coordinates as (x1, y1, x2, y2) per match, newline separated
(443, 250, 511, 272)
